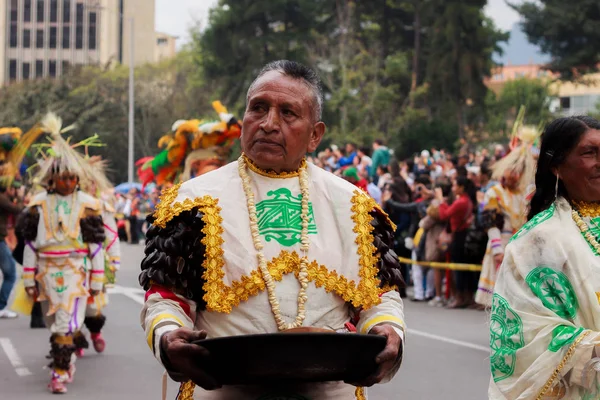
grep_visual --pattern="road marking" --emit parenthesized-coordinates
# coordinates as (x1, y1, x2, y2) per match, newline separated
(108, 285, 145, 305)
(0, 337, 32, 377)
(408, 329, 489, 353)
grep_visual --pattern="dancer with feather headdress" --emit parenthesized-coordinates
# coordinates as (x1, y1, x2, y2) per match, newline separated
(20, 113, 107, 394)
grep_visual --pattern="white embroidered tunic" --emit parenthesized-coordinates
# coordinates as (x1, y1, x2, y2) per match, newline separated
(141, 161, 406, 400)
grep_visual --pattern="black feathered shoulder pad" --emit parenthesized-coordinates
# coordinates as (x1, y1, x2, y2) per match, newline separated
(139, 209, 207, 309)
(80, 214, 106, 243)
(370, 208, 404, 290)
(18, 208, 40, 242)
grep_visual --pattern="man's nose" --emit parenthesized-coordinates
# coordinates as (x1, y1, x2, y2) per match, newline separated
(259, 107, 280, 133)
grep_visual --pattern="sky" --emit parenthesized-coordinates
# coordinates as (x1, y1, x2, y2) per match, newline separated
(156, 0, 541, 63)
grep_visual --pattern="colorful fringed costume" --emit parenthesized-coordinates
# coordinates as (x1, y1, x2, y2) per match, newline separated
(475, 107, 540, 308)
(20, 113, 106, 394)
(136, 101, 241, 187)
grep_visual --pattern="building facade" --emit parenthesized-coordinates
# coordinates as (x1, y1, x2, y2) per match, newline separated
(1, 0, 176, 84)
(486, 63, 600, 116)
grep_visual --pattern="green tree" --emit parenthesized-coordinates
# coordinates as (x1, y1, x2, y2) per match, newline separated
(485, 77, 555, 137)
(424, 0, 508, 137)
(513, 0, 600, 80)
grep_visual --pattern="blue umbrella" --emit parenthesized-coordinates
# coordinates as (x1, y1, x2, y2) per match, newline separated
(114, 182, 143, 195)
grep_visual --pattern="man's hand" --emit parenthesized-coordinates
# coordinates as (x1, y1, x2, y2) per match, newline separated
(346, 324, 403, 387)
(160, 328, 221, 390)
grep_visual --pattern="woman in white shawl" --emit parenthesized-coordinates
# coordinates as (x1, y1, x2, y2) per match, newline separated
(490, 116, 600, 399)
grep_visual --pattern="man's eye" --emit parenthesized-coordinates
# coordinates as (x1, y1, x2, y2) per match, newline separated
(283, 109, 296, 117)
(252, 104, 266, 112)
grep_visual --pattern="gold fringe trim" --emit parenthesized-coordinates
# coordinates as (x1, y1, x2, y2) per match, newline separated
(242, 153, 306, 179)
(152, 183, 183, 228)
(351, 190, 386, 310)
(355, 387, 366, 400)
(205, 249, 389, 314)
(176, 381, 195, 400)
(535, 330, 591, 400)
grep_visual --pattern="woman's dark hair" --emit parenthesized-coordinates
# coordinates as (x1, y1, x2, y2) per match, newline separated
(389, 157, 401, 178)
(377, 165, 389, 174)
(456, 176, 477, 210)
(528, 116, 600, 220)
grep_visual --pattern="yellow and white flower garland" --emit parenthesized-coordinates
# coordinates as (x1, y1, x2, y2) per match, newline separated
(238, 155, 310, 331)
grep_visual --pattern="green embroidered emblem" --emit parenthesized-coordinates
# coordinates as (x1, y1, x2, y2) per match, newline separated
(50, 271, 67, 293)
(548, 325, 585, 352)
(490, 293, 525, 382)
(510, 204, 555, 243)
(55, 199, 72, 215)
(255, 188, 317, 247)
(526, 266, 578, 319)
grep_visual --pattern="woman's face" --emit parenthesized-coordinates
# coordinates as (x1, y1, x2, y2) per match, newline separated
(557, 129, 600, 202)
(452, 181, 464, 196)
(55, 172, 78, 196)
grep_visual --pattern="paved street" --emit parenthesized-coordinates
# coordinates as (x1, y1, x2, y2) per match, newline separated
(0, 243, 491, 399)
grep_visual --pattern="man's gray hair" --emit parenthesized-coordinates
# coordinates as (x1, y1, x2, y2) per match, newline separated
(247, 60, 324, 121)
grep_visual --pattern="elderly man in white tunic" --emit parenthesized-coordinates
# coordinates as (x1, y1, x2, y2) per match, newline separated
(140, 60, 405, 400)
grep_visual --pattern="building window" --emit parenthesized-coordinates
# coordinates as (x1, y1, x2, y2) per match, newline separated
(36, 29, 44, 48)
(89, 12, 97, 50)
(50, 0, 58, 22)
(49, 27, 57, 48)
(157, 38, 168, 45)
(49, 61, 56, 77)
(22, 63, 31, 80)
(76, 4, 83, 49)
(560, 97, 571, 110)
(37, 0, 44, 22)
(76, 3, 83, 23)
(10, 25, 18, 48)
(9, 60, 17, 81)
(62, 61, 69, 74)
(63, 0, 70, 23)
(25, 0, 32, 22)
(10, 0, 18, 22)
(62, 26, 70, 48)
(24, 29, 31, 48)
(36, 60, 44, 77)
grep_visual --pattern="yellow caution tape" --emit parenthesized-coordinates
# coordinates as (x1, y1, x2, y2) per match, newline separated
(397, 257, 482, 272)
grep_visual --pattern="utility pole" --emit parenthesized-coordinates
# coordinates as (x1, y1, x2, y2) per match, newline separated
(128, 17, 135, 183)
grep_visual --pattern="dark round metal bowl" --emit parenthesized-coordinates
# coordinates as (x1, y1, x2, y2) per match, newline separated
(194, 332, 386, 386)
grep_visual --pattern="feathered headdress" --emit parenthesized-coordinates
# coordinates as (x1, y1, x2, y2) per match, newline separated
(31, 113, 103, 189)
(136, 100, 241, 187)
(492, 106, 541, 192)
(0, 125, 46, 187)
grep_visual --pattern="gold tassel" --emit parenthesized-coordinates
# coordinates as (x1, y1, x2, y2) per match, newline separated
(355, 387, 367, 400)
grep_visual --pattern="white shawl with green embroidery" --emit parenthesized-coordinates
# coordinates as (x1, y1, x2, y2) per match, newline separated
(490, 197, 600, 399)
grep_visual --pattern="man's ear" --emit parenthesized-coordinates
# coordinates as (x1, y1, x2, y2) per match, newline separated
(307, 122, 326, 153)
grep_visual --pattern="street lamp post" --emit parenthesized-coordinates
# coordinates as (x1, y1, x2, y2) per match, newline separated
(128, 17, 134, 184)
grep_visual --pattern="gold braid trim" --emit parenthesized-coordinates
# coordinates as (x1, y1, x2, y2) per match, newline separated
(355, 387, 366, 400)
(535, 330, 591, 400)
(176, 381, 195, 400)
(204, 250, 390, 314)
(242, 153, 306, 179)
(351, 190, 386, 310)
(152, 183, 183, 228)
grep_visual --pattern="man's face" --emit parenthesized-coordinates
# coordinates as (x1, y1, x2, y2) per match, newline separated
(55, 172, 78, 196)
(241, 71, 325, 172)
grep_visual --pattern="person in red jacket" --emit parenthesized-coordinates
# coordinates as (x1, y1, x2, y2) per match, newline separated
(435, 176, 477, 309)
